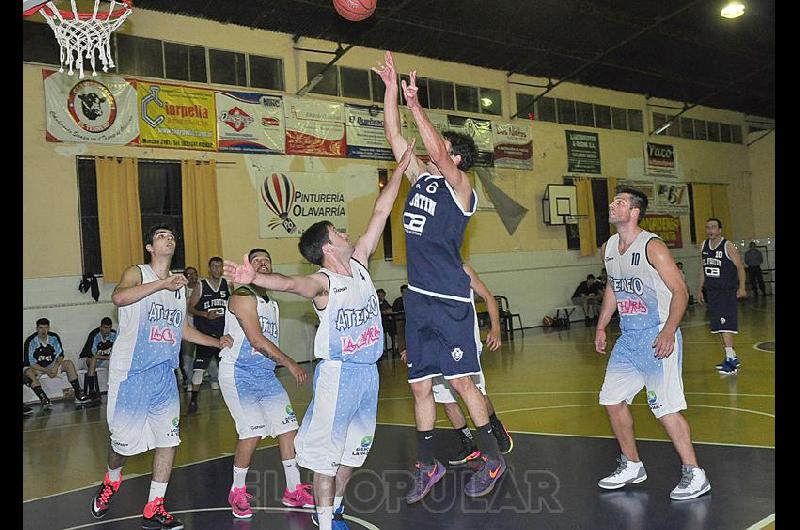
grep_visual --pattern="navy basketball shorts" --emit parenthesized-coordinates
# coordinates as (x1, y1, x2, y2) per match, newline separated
(193, 343, 221, 369)
(706, 288, 738, 333)
(404, 289, 482, 383)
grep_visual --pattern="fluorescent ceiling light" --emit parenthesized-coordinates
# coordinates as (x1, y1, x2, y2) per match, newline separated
(721, 1, 745, 18)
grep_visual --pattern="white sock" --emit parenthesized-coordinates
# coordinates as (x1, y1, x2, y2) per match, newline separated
(107, 467, 122, 482)
(333, 496, 343, 509)
(148, 481, 168, 502)
(232, 466, 248, 489)
(725, 347, 736, 360)
(192, 369, 204, 386)
(282, 458, 301, 491)
(317, 506, 333, 530)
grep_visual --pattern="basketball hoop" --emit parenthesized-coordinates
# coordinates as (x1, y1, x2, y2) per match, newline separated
(25, 1, 133, 79)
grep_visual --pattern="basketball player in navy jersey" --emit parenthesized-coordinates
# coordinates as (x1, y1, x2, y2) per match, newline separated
(187, 256, 230, 412)
(89, 224, 232, 530)
(696, 218, 747, 374)
(374, 51, 506, 501)
(595, 188, 710, 500)
(224, 142, 415, 530)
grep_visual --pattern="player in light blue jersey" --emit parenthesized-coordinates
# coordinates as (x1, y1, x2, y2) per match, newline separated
(595, 188, 710, 500)
(90, 224, 233, 530)
(225, 142, 415, 530)
(221, 248, 312, 519)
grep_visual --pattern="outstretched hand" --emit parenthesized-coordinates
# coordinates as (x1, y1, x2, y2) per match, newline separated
(371, 50, 397, 87)
(401, 70, 420, 109)
(223, 254, 256, 285)
(397, 138, 416, 170)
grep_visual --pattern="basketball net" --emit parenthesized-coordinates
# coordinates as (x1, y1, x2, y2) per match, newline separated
(34, 0, 132, 79)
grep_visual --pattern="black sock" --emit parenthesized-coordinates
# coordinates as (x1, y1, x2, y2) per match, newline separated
(69, 378, 83, 396)
(475, 423, 501, 461)
(33, 386, 48, 401)
(417, 430, 435, 465)
(190, 390, 198, 404)
(84, 375, 95, 394)
(94, 376, 101, 394)
(453, 424, 473, 446)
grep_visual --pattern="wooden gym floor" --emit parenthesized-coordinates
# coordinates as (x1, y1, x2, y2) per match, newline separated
(22, 297, 775, 529)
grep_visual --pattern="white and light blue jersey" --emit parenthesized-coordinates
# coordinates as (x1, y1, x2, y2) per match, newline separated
(604, 231, 673, 331)
(403, 173, 477, 300)
(109, 264, 186, 374)
(220, 286, 280, 371)
(314, 258, 383, 364)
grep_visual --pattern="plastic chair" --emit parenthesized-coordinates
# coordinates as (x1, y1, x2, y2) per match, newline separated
(494, 295, 524, 339)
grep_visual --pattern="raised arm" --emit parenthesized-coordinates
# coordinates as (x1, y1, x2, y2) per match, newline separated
(402, 71, 471, 204)
(372, 51, 424, 183)
(726, 241, 748, 299)
(647, 238, 689, 359)
(353, 140, 416, 263)
(224, 254, 329, 301)
(463, 263, 501, 351)
(111, 265, 187, 307)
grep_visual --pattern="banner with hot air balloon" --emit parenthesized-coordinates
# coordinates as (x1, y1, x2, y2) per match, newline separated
(283, 96, 346, 157)
(256, 170, 349, 238)
(216, 91, 285, 153)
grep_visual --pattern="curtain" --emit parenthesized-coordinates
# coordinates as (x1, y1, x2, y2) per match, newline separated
(181, 160, 222, 271)
(95, 156, 143, 283)
(575, 177, 597, 257)
(390, 177, 412, 265)
(691, 184, 714, 243)
(710, 185, 732, 237)
(606, 177, 617, 235)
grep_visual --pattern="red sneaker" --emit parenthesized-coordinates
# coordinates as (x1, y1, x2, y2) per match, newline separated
(142, 496, 183, 529)
(281, 483, 314, 508)
(228, 486, 254, 519)
(90, 472, 122, 518)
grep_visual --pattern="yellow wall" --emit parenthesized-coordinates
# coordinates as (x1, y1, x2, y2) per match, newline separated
(23, 8, 772, 279)
(748, 131, 776, 238)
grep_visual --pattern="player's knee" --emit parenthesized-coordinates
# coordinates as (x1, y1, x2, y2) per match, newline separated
(410, 379, 432, 398)
(447, 376, 472, 393)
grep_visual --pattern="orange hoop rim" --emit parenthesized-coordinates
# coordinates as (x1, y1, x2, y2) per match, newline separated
(24, 0, 132, 21)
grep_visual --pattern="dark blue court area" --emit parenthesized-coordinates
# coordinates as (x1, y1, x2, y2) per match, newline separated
(24, 424, 774, 529)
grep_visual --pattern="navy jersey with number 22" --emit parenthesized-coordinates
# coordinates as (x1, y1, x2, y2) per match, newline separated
(403, 173, 477, 299)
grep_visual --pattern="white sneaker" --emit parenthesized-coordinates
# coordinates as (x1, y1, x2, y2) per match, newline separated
(210, 381, 220, 390)
(670, 465, 711, 500)
(598, 454, 648, 489)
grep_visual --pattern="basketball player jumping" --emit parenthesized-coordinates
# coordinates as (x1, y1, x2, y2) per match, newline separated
(374, 50, 506, 502)
(595, 188, 711, 500)
(224, 142, 415, 530)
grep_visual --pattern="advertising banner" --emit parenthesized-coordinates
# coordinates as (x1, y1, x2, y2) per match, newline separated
(283, 96, 346, 157)
(344, 104, 393, 160)
(566, 130, 601, 174)
(44, 69, 139, 145)
(645, 141, 677, 177)
(640, 215, 683, 248)
(492, 122, 533, 169)
(216, 92, 284, 153)
(138, 81, 217, 151)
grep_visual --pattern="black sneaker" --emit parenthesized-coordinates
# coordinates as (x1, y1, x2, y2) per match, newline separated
(448, 440, 481, 466)
(91, 473, 122, 518)
(40, 397, 51, 410)
(142, 497, 184, 529)
(23, 405, 34, 416)
(75, 393, 92, 405)
(492, 422, 514, 454)
(187, 400, 198, 414)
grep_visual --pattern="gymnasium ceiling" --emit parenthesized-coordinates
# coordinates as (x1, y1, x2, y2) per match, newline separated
(135, 0, 775, 120)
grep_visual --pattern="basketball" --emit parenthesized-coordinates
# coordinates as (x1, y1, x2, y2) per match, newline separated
(332, 0, 376, 21)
